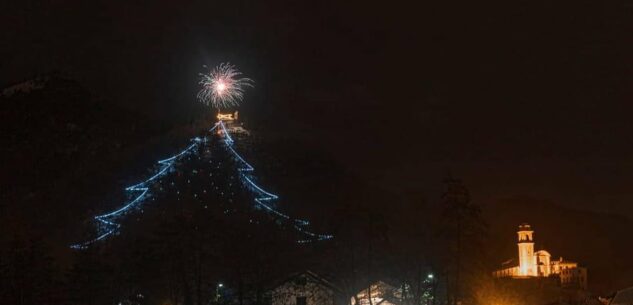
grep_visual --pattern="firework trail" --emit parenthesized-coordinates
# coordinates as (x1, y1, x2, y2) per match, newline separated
(197, 63, 254, 108)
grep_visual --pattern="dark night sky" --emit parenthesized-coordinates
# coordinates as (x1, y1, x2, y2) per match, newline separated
(2, 0, 633, 218)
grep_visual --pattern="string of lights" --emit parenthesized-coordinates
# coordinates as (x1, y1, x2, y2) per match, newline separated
(70, 129, 215, 249)
(217, 121, 333, 242)
(70, 121, 332, 250)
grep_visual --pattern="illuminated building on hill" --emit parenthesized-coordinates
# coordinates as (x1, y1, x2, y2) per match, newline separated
(493, 223, 588, 289)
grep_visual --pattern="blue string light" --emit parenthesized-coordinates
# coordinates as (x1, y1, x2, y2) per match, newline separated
(70, 121, 332, 249)
(70, 131, 212, 249)
(217, 122, 332, 242)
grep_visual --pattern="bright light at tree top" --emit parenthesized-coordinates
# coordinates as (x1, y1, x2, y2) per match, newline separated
(197, 63, 253, 109)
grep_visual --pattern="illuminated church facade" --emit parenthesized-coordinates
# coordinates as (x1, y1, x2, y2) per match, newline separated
(493, 223, 588, 289)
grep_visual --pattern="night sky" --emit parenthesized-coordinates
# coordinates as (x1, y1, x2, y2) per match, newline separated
(2, 0, 633, 218)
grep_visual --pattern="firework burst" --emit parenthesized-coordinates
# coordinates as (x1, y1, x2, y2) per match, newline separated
(197, 63, 254, 109)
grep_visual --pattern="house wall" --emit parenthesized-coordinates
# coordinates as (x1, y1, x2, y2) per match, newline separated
(535, 251, 551, 276)
(350, 282, 400, 305)
(560, 267, 587, 290)
(493, 266, 520, 278)
(272, 278, 334, 305)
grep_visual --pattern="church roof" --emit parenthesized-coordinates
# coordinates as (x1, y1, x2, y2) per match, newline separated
(535, 249, 551, 256)
(611, 286, 633, 305)
(270, 270, 339, 292)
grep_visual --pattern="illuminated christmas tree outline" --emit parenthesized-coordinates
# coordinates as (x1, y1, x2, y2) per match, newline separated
(70, 120, 333, 249)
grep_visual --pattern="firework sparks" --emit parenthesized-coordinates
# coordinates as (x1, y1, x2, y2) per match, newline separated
(197, 63, 254, 109)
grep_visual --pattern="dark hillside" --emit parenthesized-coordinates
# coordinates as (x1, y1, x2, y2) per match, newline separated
(0, 74, 169, 254)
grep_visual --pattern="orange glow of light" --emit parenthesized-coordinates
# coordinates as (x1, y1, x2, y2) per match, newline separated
(217, 113, 235, 121)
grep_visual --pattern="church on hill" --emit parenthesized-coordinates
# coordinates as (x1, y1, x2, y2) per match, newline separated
(493, 223, 588, 289)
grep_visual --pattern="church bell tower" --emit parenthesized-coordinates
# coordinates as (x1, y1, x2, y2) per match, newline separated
(517, 223, 536, 276)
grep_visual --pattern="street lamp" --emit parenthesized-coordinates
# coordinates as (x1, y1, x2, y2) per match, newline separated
(216, 283, 224, 303)
(426, 274, 436, 305)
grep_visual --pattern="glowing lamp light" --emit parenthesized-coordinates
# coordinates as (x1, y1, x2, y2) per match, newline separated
(218, 283, 224, 288)
(217, 112, 236, 121)
(427, 273, 434, 279)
